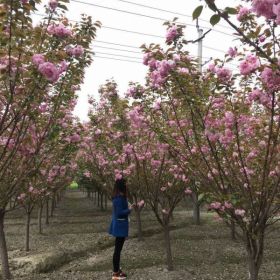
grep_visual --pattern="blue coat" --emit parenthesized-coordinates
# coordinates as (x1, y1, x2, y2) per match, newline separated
(109, 195, 131, 237)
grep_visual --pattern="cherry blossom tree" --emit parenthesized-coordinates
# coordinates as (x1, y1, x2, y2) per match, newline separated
(0, 0, 99, 278)
(136, 6, 279, 277)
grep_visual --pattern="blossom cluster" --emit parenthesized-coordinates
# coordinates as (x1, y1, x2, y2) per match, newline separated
(252, 0, 280, 25)
(32, 54, 68, 82)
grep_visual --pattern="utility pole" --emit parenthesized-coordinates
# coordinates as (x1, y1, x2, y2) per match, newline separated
(196, 18, 203, 72)
(197, 0, 203, 72)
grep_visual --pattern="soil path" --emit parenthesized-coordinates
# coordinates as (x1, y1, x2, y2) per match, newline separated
(4, 190, 280, 280)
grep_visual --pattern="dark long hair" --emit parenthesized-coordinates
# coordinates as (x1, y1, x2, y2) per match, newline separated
(112, 178, 127, 198)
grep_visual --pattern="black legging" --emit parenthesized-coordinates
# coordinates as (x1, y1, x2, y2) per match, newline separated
(113, 237, 126, 273)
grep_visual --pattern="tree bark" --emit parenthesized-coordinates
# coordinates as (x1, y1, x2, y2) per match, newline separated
(25, 212, 31, 251)
(45, 199, 49, 225)
(50, 196, 55, 217)
(0, 209, 11, 279)
(97, 191, 100, 207)
(94, 191, 97, 205)
(163, 222, 173, 271)
(192, 192, 200, 225)
(135, 207, 143, 241)
(101, 193, 104, 210)
(38, 204, 43, 234)
(246, 231, 264, 280)
(230, 220, 236, 241)
(105, 195, 108, 210)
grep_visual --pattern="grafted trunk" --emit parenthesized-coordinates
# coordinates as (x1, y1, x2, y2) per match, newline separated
(0, 209, 11, 279)
(25, 212, 31, 251)
(163, 220, 173, 271)
(246, 230, 264, 280)
(38, 204, 43, 234)
(192, 192, 200, 225)
(135, 207, 143, 241)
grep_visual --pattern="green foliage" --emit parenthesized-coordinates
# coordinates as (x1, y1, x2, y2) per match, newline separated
(192, 5, 204, 20)
(210, 14, 221, 26)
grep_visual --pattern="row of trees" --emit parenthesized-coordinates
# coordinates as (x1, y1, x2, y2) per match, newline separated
(0, 0, 100, 278)
(78, 1, 280, 279)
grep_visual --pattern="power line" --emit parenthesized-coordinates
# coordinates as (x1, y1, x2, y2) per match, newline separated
(94, 51, 142, 60)
(33, 13, 229, 55)
(94, 40, 141, 49)
(93, 45, 142, 54)
(33, 12, 165, 38)
(71, 0, 234, 37)
(114, 0, 233, 31)
(102, 25, 164, 38)
(93, 55, 142, 64)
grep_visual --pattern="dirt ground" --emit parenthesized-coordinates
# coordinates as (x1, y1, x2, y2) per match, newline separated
(2, 190, 280, 280)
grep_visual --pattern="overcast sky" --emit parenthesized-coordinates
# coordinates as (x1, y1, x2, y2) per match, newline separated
(34, 0, 242, 120)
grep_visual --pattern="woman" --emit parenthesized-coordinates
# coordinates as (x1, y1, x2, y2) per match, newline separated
(109, 178, 134, 280)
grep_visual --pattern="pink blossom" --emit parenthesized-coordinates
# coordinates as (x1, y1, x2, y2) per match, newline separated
(70, 134, 81, 143)
(48, 0, 58, 10)
(239, 54, 260, 75)
(208, 63, 216, 73)
(274, 3, 280, 24)
(252, 0, 277, 19)
(237, 7, 251, 21)
(177, 67, 189, 74)
(32, 54, 45, 66)
(227, 47, 238, 58)
(84, 171, 91, 178)
(184, 188, 192, 195)
(224, 201, 233, 209)
(137, 200, 145, 208)
(261, 67, 280, 90)
(259, 35, 266, 42)
(38, 62, 59, 82)
(209, 202, 222, 210)
(153, 98, 161, 110)
(235, 208, 246, 217)
(47, 23, 72, 38)
(166, 25, 179, 43)
(21, 0, 28, 4)
(216, 67, 232, 83)
(67, 45, 84, 57)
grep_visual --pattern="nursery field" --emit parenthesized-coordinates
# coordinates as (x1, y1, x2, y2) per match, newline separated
(2, 190, 280, 280)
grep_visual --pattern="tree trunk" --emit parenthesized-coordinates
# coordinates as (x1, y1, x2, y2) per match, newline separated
(135, 208, 143, 241)
(163, 222, 173, 271)
(97, 191, 100, 207)
(25, 212, 31, 251)
(101, 193, 104, 210)
(50, 196, 55, 217)
(94, 191, 97, 205)
(192, 192, 200, 225)
(246, 231, 264, 280)
(230, 220, 236, 241)
(0, 209, 11, 279)
(45, 199, 49, 225)
(38, 204, 43, 234)
(105, 195, 108, 210)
